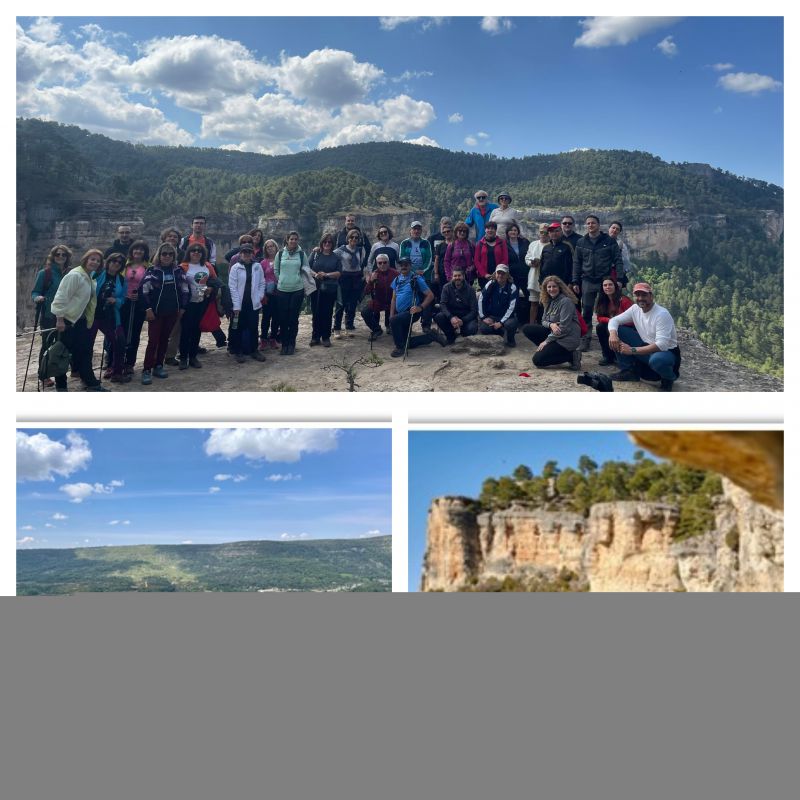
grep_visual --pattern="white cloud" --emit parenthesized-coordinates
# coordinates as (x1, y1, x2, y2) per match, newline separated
(60, 480, 123, 503)
(392, 70, 434, 83)
(209, 486, 221, 494)
(266, 473, 302, 482)
(17, 431, 92, 482)
(17, 537, 36, 546)
(359, 529, 387, 538)
(481, 17, 513, 35)
(18, 83, 194, 146)
(122, 520, 131, 525)
(710, 62, 735, 71)
(28, 17, 62, 43)
(275, 48, 383, 106)
(52, 513, 68, 521)
(404, 136, 440, 147)
(657, 36, 678, 57)
(20, 525, 35, 531)
(718, 72, 782, 95)
(574, 17, 680, 48)
(280, 533, 310, 540)
(477, 131, 490, 139)
(182, 540, 193, 545)
(448, 113, 463, 124)
(379, 17, 444, 31)
(205, 429, 339, 463)
(214, 473, 247, 482)
(464, 136, 478, 147)
(109, 520, 120, 526)
(45, 523, 55, 528)
(109, 520, 130, 526)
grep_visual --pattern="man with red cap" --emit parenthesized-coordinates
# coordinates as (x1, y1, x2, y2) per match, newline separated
(608, 282, 681, 391)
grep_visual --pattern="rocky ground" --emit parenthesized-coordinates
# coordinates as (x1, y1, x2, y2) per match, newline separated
(17, 315, 783, 393)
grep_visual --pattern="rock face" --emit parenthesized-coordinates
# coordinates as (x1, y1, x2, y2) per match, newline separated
(421, 483, 783, 592)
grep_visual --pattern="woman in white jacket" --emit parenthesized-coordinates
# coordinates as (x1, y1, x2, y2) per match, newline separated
(228, 243, 266, 364)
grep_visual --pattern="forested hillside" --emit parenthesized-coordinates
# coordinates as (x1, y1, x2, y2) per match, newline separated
(16, 118, 784, 376)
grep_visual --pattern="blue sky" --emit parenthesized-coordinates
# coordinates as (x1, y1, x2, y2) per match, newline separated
(16, 16, 784, 184)
(408, 430, 647, 589)
(16, 428, 391, 548)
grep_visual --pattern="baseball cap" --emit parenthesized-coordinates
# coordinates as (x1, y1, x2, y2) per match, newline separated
(633, 282, 653, 294)
(411, 221, 423, 228)
(495, 264, 509, 273)
(548, 221, 561, 230)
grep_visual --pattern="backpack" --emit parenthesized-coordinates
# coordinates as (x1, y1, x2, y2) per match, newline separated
(38, 330, 71, 379)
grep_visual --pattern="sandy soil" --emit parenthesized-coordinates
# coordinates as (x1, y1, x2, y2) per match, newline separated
(16, 315, 783, 393)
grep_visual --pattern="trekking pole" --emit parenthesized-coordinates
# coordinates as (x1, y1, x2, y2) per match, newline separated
(125, 295, 136, 370)
(22, 303, 42, 393)
(402, 309, 414, 362)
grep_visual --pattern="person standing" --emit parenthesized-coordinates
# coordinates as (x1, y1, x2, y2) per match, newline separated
(505, 222, 531, 328)
(89, 253, 127, 383)
(31, 245, 72, 384)
(366, 225, 400, 270)
(560, 215, 581, 251)
(464, 190, 498, 242)
(608, 220, 632, 287)
(399, 222, 434, 329)
(178, 243, 221, 370)
(120, 240, 150, 376)
(571, 215, 623, 351)
(140, 243, 189, 385)
(104, 224, 134, 259)
(50, 249, 107, 391)
(310, 234, 342, 347)
(444, 223, 475, 284)
(274, 231, 310, 355)
(228, 243, 266, 364)
(430, 219, 454, 301)
(259, 238, 281, 350)
(335, 213, 371, 252)
(333, 229, 368, 336)
(488, 192, 520, 238)
(474, 221, 508, 290)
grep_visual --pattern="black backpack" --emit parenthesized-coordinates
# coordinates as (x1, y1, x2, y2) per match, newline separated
(38, 330, 71, 380)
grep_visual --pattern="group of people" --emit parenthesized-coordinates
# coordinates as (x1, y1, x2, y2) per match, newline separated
(28, 196, 681, 391)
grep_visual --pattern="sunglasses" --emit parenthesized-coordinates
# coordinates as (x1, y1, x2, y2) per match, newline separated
(561, 221, 574, 226)
(476, 196, 487, 200)
(378, 230, 389, 235)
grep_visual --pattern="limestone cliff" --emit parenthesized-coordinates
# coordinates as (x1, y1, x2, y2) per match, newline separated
(421, 480, 783, 592)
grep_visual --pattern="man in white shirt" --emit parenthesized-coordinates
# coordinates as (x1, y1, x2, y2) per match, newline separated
(608, 282, 681, 391)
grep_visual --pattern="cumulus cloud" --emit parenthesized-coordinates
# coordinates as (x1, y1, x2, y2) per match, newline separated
(275, 49, 383, 105)
(477, 131, 490, 139)
(574, 17, 680, 48)
(20, 525, 35, 531)
(266, 473, 302, 482)
(28, 17, 62, 43)
(51, 513, 68, 520)
(710, 62, 734, 71)
(60, 480, 123, 504)
(45, 523, 55, 528)
(17, 431, 92, 482)
(280, 533, 310, 540)
(17, 536, 36, 546)
(404, 136, 440, 147)
(718, 72, 782, 94)
(214, 474, 247, 482)
(481, 17, 513, 35)
(448, 112, 463, 124)
(464, 135, 478, 147)
(657, 36, 678, 57)
(359, 529, 386, 538)
(205, 429, 340, 463)
(379, 17, 444, 31)
(392, 70, 434, 83)
(209, 486, 221, 494)
(182, 540, 193, 545)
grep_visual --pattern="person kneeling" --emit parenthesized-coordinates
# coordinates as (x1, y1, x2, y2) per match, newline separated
(608, 282, 681, 391)
(389, 257, 445, 357)
(522, 276, 582, 370)
(435, 267, 478, 344)
(478, 265, 518, 346)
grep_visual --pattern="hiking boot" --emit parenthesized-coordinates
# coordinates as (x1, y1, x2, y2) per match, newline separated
(252, 351, 266, 362)
(280, 345, 289, 355)
(391, 348, 404, 358)
(310, 338, 320, 347)
(610, 369, 640, 382)
(197, 346, 208, 355)
(369, 329, 383, 342)
(153, 365, 168, 379)
(166, 356, 180, 367)
(333, 330, 342, 339)
(322, 339, 331, 347)
(659, 379, 674, 392)
(598, 356, 615, 366)
(570, 350, 582, 371)
(259, 339, 268, 351)
(288, 344, 296, 355)
(236, 353, 247, 364)
(141, 370, 153, 385)
(123, 365, 135, 376)
(189, 357, 202, 368)
(580, 336, 591, 352)
(504, 332, 516, 347)
(431, 330, 447, 347)
(268, 337, 280, 349)
(179, 359, 189, 370)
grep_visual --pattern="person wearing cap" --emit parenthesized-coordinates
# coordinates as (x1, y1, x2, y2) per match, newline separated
(464, 190, 499, 242)
(571, 215, 623, 351)
(361, 254, 398, 341)
(488, 192, 520, 239)
(608, 282, 681, 391)
(389, 257, 445, 356)
(435, 266, 479, 344)
(228, 243, 266, 364)
(478, 264, 519, 346)
(399, 222, 434, 329)
(539, 222, 574, 286)
(560, 215, 581, 251)
(525, 223, 551, 322)
(474, 220, 508, 290)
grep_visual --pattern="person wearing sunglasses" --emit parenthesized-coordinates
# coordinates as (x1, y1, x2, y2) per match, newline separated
(89, 253, 128, 383)
(488, 192, 520, 239)
(560, 215, 581, 251)
(31, 245, 72, 384)
(464, 190, 499, 242)
(178, 243, 221, 369)
(334, 229, 368, 337)
(366, 225, 399, 271)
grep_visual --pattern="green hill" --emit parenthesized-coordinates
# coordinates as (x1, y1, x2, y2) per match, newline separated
(16, 536, 392, 594)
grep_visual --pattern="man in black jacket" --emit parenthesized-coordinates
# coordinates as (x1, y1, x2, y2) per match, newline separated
(540, 222, 574, 284)
(560, 215, 581, 251)
(104, 224, 134, 259)
(435, 267, 478, 343)
(335, 213, 371, 252)
(571, 215, 623, 351)
(478, 265, 518, 346)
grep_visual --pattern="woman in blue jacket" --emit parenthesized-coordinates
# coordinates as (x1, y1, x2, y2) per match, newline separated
(89, 253, 128, 383)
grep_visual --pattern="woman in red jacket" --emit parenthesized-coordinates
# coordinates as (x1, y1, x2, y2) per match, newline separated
(594, 278, 633, 366)
(473, 221, 508, 290)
